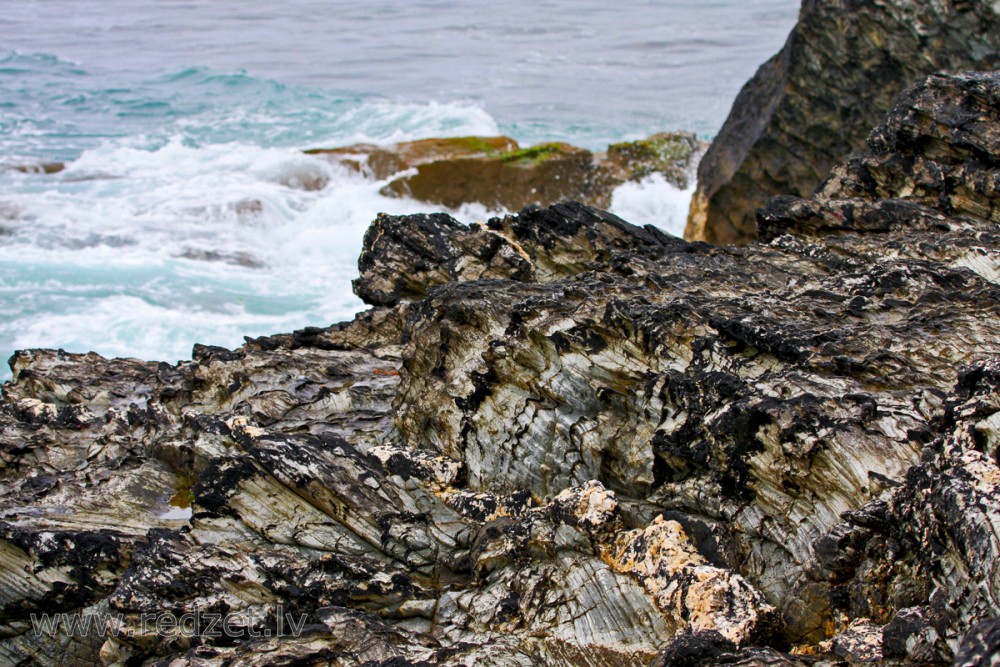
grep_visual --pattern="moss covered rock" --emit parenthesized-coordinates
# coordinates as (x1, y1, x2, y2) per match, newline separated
(305, 135, 519, 180)
(603, 132, 701, 189)
(381, 141, 597, 210)
(308, 132, 703, 212)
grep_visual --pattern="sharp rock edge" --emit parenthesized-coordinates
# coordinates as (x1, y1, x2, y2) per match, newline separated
(1, 73, 1000, 666)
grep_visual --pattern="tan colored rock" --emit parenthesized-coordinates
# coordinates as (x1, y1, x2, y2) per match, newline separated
(551, 480, 618, 532)
(605, 516, 780, 645)
(382, 141, 597, 210)
(5, 161, 65, 175)
(306, 135, 519, 180)
(308, 132, 703, 212)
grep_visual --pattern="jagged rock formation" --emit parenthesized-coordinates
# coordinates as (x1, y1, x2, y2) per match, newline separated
(310, 132, 703, 212)
(954, 619, 1000, 667)
(1, 73, 1000, 666)
(685, 0, 1000, 246)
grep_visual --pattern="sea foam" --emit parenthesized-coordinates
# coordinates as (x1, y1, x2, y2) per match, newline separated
(0, 125, 505, 379)
(609, 172, 696, 239)
(0, 54, 697, 380)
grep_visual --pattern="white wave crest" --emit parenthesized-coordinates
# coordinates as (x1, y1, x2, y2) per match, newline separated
(609, 172, 695, 238)
(0, 132, 507, 378)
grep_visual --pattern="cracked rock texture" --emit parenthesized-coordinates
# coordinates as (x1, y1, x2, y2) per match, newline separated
(686, 0, 1000, 246)
(1, 73, 1000, 666)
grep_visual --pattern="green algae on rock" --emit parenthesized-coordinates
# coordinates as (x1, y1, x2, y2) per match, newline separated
(605, 132, 701, 189)
(309, 132, 704, 212)
(305, 135, 520, 181)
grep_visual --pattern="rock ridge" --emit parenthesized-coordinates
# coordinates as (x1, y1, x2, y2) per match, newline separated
(0, 72, 999, 666)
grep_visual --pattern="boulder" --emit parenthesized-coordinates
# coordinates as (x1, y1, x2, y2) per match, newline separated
(306, 135, 520, 180)
(686, 0, 1000, 246)
(603, 132, 701, 190)
(309, 132, 703, 211)
(352, 201, 682, 307)
(5, 161, 64, 175)
(381, 140, 598, 210)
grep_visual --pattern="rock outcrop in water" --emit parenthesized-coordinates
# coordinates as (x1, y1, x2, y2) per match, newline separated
(1, 73, 1000, 666)
(685, 0, 1000, 246)
(310, 132, 703, 212)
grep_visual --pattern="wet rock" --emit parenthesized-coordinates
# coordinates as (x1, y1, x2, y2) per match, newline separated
(603, 132, 702, 190)
(650, 630, 737, 667)
(310, 132, 703, 212)
(381, 141, 598, 210)
(353, 201, 682, 306)
(351, 211, 534, 308)
(306, 135, 521, 180)
(5, 161, 65, 175)
(1, 72, 1000, 665)
(882, 607, 952, 663)
(687, 0, 1000, 245)
(177, 249, 265, 268)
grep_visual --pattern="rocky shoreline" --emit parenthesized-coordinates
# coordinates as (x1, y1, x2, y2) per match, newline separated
(4, 4, 1000, 667)
(1, 69, 999, 666)
(4, 132, 702, 220)
(686, 0, 1000, 246)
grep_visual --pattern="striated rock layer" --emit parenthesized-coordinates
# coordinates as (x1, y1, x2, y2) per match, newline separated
(1, 74, 1000, 666)
(686, 0, 1000, 246)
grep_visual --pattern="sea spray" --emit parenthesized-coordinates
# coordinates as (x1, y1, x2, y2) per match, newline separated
(0, 0, 799, 377)
(1, 131, 696, 379)
(609, 172, 697, 238)
(0, 135, 505, 379)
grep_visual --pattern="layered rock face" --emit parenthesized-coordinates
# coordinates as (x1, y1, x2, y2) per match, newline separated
(1, 73, 1000, 666)
(685, 0, 1000, 246)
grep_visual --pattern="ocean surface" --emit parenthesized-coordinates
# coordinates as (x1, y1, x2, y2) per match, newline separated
(0, 1, 799, 378)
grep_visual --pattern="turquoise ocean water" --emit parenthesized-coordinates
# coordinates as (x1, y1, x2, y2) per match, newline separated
(0, 1, 798, 377)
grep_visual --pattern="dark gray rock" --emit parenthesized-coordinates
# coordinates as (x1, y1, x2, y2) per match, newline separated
(955, 618, 1000, 667)
(353, 201, 685, 307)
(1, 71, 1000, 666)
(650, 630, 737, 667)
(686, 0, 1000, 245)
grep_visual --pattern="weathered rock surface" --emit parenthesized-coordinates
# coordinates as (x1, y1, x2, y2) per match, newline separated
(954, 618, 1000, 667)
(353, 202, 681, 307)
(1, 73, 1000, 666)
(686, 0, 1000, 246)
(310, 132, 703, 212)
